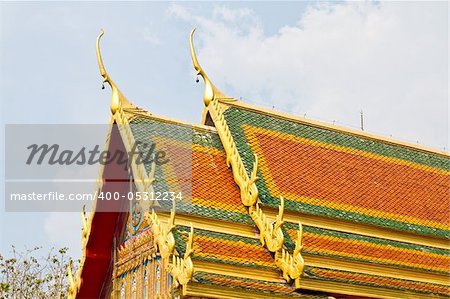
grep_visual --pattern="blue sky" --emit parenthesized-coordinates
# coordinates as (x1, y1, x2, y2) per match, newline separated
(1, 1, 448, 259)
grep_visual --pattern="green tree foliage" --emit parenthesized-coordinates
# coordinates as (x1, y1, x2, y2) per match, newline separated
(0, 246, 76, 299)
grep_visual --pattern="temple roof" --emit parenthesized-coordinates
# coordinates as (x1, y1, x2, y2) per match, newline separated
(284, 224, 449, 275)
(219, 102, 449, 239)
(72, 30, 450, 299)
(122, 112, 449, 298)
(128, 114, 253, 225)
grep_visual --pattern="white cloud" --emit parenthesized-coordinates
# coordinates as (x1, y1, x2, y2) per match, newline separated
(167, 3, 192, 21)
(170, 2, 448, 149)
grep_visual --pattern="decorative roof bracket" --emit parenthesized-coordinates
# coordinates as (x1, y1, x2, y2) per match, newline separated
(208, 98, 259, 207)
(190, 29, 305, 281)
(145, 200, 176, 262)
(250, 197, 285, 252)
(97, 33, 154, 195)
(189, 28, 231, 106)
(206, 89, 304, 282)
(275, 223, 305, 285)
(96, 29, 133, 115)
(170, 224, 194, 296)
(144, 202, 195, 294)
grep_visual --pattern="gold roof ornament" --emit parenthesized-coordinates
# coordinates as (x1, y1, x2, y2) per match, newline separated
(96, 29, 133, 115)
(145, 200, 177, 261)
(67, 259, 77, 298)
(190, 29, 306, 280)
(170, 224, 194, 296)
(80, 205, 89, 242)
(189, 28, 231, 106)
(275, 222, 304, 286)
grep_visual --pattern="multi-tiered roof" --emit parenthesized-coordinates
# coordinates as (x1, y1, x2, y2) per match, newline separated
(69, 30, 450, 299)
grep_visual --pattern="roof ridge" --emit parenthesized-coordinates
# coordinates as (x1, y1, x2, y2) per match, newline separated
(123, 107, 218, 133)
(220, 100, 449, 158)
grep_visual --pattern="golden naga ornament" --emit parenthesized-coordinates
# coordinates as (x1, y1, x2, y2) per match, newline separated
(96, 29, 133, 115)
(145, 201, 176, 262)
(275, 223, 305, 285)
(189, 28, 227, 106)
(170, 224, 195, 296)
(210, 98, 259, 207)
(189, 29, 305, 282)
(190, 28, 258, 206)
(250, 197, 285, 252)
(144, 201, 196, 293)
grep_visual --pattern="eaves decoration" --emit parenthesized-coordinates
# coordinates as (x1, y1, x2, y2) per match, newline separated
(189, 28, 304, 286)
(144, 202, 195, 295)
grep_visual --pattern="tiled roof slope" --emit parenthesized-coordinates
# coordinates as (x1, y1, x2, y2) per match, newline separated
(128, 114, 252, 225)
(191, 272, 327, 299)
(173, 226, 277, 271)
(123, 111, 449, 298)
(302, 266, 450, 297)
(174, 226, 325, 299)
(221, 105, 450, 239)
(283, 223, 450, 275)
(125, 114, 312, 296)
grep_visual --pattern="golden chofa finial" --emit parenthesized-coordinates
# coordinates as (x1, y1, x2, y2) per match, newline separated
(96, 29, 132, 115)
(189, 28, 228, 106)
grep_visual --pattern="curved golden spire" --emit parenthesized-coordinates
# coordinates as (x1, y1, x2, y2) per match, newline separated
(96, 29, 108, 79)
(96, 29, 132, 114)
(189, 28, 228, 106)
